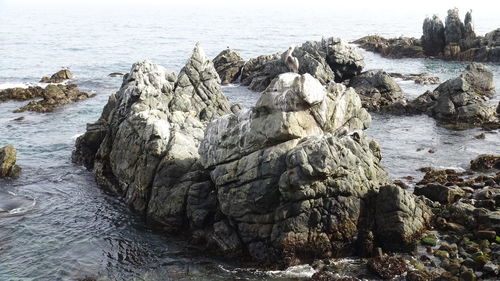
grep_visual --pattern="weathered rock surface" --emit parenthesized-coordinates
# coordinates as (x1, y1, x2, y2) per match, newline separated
(0, 86, 45, 102)
(408, 63, 496, 126)
(240, 37, 364, 91)
(470, 154, 500, 171)
(0, 144, 21, 178)
(422, 15, 446, 56)
(348, 70, 405, 111)
(74, 47, 430, 266)
(355, 9, 500, 62)
(213, 49, 245, 85)
(40, 69, 73, 83)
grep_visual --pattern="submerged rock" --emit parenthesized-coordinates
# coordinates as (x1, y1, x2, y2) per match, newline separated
(240, 37, 364, 91)
(0, 144, 21, 178)
(213, 49, 245, 85)
(40, 69, 73, 83)
(348, 70, 405, 111)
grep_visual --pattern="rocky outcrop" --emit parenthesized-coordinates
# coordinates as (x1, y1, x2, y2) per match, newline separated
(213, 49, 245, 85)
(389, 72, 440, 85)
(348, 70, 405, 111)
(240, 37, 364, 91)
(408, 63, 496, 126)
(422, 15, 446, 56)
(0, 84, 93, 113)
(470, 154, 500, 171)
(74, 46, 430, 266)
(355, 9, 500, 62)
(40, 69, 73, 83)
(352, 35, 425, 59)
(0, 144, 21, 178)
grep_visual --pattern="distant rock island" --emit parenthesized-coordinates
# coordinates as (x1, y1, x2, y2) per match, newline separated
(354, 8, 500, 62)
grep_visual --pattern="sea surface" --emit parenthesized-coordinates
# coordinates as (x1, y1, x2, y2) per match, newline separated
(0, 2, 499, 280)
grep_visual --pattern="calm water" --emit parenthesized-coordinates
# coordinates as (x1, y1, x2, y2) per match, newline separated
(0, 2, 499, 280)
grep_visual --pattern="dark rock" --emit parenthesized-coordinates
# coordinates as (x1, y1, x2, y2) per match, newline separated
(389, 72, 440, 85)
(213, 49, 245, 85)
(0, 144, 21, 178)
(470, 154, 500, 171)
(474, 133, 485, 140)
(459, 62, 495, 96)
(406, 269, 440, 281)
(40, 69, 73, 83)
(348, 70, 405, 111)
(422, 15, 446, 56)
(368, 255, 408, 279)
(108, 72, 124, 77)
(444, 8, 465, 45)
(353, 35, 425, 59)
(475, 230, 496, 240)
(414, 184, 465, 204)
(0, 86, 45, 102)
(376, 185, 432, 251)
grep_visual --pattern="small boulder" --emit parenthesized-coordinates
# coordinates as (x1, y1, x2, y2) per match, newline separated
(414, 184, 465, 204)
(470, 154, 500, 171)
(0, 144, 21, 178)
(368, 255, 408, 279)
(40, 69, 73, 83)
(213, 49, 245, 85)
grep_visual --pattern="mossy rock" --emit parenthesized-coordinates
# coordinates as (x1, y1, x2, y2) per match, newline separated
(421, 237, 437, 246)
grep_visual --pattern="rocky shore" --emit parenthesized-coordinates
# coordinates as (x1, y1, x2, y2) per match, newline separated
(71, 38, 500, 279)
(354, 8, 500, 62)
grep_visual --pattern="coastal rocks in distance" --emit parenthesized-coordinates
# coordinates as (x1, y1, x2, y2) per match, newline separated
(40, 69, 73, 83)
(409, 63, 496, 127)
(0, 144, 21, 178)
(14, 84, 95, 113)
(352, 35, 425, 59)
(212, 48, 245, 85)
(389, 72, 440, 85)
(348, 70, 405, 111)
(240, 37, 364, 91)
(354, 8, 500, 62)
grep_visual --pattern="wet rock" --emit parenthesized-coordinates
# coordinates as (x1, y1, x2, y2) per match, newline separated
(375, 185, 432, 251)
(470, 154, 500, 171)
(0, 144, 21, 178)
(414, 184, 465, 204)
(473, 133, 485, 140)
(422, 15, 446, 56)
(14, 84, 94, 113)
(475, 230, 496, 240)
(0, 86, 45, 102)
(108, 72, 124, 77)
(213, 49, 245, 85)
(368, 255, 408, 279)
(406, 269, 440, 281)
(40, 69, 73, 83)
(409, 63, 496, 126)
(459, 270, 476, 281)
(241, 37, 364, 91)
(390, 72, 440, 85)
(348, 70, 405, 112)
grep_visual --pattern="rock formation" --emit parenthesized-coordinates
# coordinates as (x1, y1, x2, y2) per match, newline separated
(422, 15, 446, 56)
(213, 49, 245, 85)
(355, 8, 500, 62)
(74, 45, 431, 266)
(0, 144, 21, 178)
(348, 70, 405, 111)
(240, 37, 364, 91)
(0, 79, 93, 113)
(408, 63, 496, 126)
(40, 69, 73, 83)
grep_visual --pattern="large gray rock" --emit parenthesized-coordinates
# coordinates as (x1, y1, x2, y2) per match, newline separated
(348, 70, 405, 111)
(409, 63, 496, 126)
(213, 49, 245, 85)
(422, 15, 446, 56)
(240, 37, 364, 91)
(0, 144, 21, 178)
(73, 43, 232, 214)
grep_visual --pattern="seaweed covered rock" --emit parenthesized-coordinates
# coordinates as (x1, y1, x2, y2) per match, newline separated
(240, 37, 364, 91)
(0, 144, 21, 178)
(348, 70, 405, 111)
(213, 49, 245, 85)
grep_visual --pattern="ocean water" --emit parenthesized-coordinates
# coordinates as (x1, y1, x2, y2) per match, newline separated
(0, 2, 499, 280)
